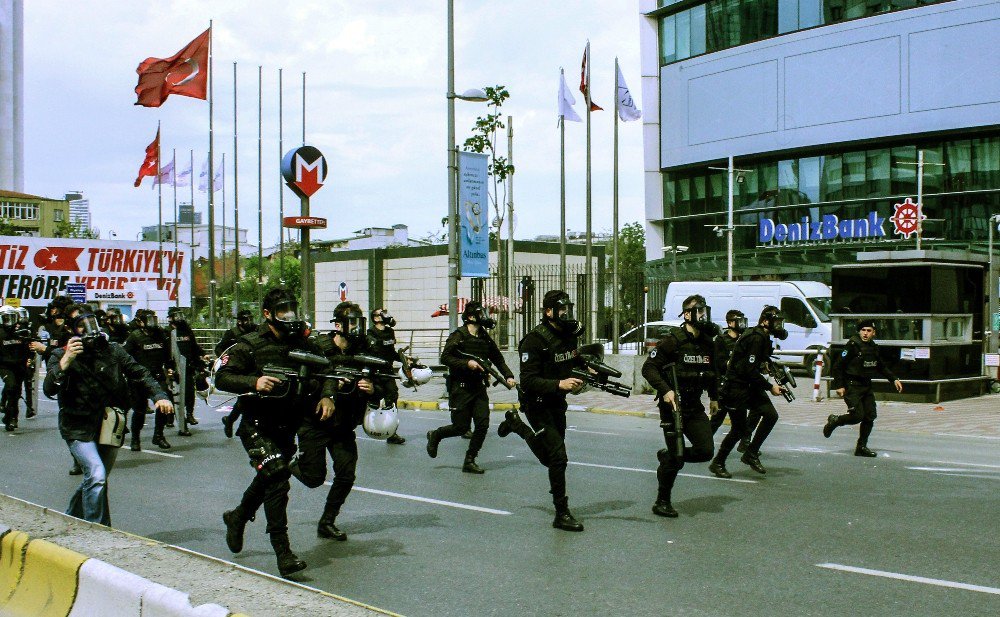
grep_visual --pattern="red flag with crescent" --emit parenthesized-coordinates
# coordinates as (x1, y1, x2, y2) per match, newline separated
(134, 127, 160, 187)
(33, 246, 84, 271)
(134, 28, 211, 108)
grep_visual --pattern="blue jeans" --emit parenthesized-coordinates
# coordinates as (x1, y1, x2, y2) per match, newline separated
(67, 440, 118, 526)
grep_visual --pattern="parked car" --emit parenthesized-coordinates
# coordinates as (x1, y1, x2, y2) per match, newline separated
(604, 321, 679, 355)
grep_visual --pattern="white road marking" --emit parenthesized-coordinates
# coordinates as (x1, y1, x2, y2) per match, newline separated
(937, 473, 1000, 481)
(566, 428, 620, 436)
(816, 563, 1000, 595)
(933, 433, 1000, 441)
(932, 460, 1000, 469)
(569, 461, 758, 484)
(135, 449, 183, 459)
(325, 483, 511, 515)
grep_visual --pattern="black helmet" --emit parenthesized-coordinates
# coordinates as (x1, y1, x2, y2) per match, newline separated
(371, 308, 396, 328)
(725, 309, 747, 333)
(331, 301, 366, 341)
(263, 287, 308, 338)
(462, 301, 496, 330)
(541, 290, 582, 336)
(759, 305, 788, 340)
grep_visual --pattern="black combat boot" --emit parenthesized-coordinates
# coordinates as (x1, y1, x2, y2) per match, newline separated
(822, 414, 839, 438)
(130, 438, 141, 452)
(708, 459, 732, 479)
(223, 508, 251, 553)
(186, 413, 199, 426)
(68, 460, 82, 475)
(736, 437, 750, 453)
(151, 432, 172, 449)
(497, 410, 530, 438)
(462, 455, 485, 474)
(552, 498, 584, 532)
(270, 534, 306, 577)
(317, 517, 347, 541)
(652, 500, 678, 518)
(386, 433, 406, 445)
(855, 445, 877, 457)
(221, 415, 235, 439)
(425, 430, 440, 458)
(741, 450, 766, 474)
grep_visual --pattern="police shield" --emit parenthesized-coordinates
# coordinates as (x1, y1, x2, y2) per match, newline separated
(170, 329, 188, 435)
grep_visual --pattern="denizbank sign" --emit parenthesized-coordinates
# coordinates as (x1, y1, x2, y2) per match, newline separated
(759, 199, 924, 244)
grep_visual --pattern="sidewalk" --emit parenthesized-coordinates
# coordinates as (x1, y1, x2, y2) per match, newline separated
(397, 378, 1000, 439)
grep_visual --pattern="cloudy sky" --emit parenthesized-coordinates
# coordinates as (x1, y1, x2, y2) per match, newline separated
(22, 1, 647, 247)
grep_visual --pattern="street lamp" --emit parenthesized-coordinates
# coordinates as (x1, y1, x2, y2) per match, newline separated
(662, 245, 688, 283)
(447, 0, 489, 331)
(989, 213, 1000, 354)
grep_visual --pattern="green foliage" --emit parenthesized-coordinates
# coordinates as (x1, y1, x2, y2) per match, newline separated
(615, 222, 646, 329)
(197, 250, 302, 326)
(54, 218, 98, 239)
(461, 85, 515, 235)
(0, 219, 19, 236)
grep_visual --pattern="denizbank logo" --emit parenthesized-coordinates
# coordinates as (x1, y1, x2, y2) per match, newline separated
(759, 211, 887, 243)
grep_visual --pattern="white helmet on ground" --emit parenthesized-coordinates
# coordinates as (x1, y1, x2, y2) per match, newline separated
(399, 365, 433, 388)
(363, 405, 400, 440)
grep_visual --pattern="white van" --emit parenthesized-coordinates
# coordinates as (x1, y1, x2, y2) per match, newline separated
(662, 281, 832, 368)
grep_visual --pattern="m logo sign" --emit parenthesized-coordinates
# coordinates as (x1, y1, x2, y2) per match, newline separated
(280, 146, 328, 198)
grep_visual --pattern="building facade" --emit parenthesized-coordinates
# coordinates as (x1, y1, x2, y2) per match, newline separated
(0, 190, 69, 237)
(639, 0, 1000, 281)
(0, 0, 24, 192)
(65, 192, 91, 229)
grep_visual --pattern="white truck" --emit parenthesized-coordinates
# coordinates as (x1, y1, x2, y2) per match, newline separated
(662, 281, 832, 369)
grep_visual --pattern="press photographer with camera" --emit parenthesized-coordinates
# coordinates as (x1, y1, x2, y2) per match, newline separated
(43, 312, 172, 526)
(217, 287, 335, 578)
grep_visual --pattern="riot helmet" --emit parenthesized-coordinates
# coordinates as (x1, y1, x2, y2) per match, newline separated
(542, 290, 583, 336)
(371, 308, 396, 329)
(105, 307, 124, 326)
(362, 405, 400, 440)
(331, 301, 366, 341)
(759, 305, 788, 340)
(263, 287, 308, 338)
(0, 306, 19, 329)
(462, 301, 496, 330)
(725, 309, 748, 334)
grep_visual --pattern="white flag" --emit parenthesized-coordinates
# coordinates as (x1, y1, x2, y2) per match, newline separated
(152, 160, 174, 188)
(198, 157, 223, 192)
(616, 65, 642, 122)
(558, 70, 582, 123)
(175, 163, 192, 188)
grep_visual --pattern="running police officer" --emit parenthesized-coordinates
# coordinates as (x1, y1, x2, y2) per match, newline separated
(0, 306, 31, 432)
(709, 306, 788, 477)
(123, 309, 173, 450)
(219, 310, 257, 438)
(104, 308, 130, 344)
(710, 309, 746, 435)
(824, 319, 902, 457)
(291, 301, 371, 544)
(167, 307, 206, 429)
(367, 308, 406, 445)
(218, 287, 335, 578)
(496, 290, 586, 532)
(428, 301, 515, 474)
(641, 295, 718, 518)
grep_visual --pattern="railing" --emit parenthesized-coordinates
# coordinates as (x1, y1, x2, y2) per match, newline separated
(193, 329, 228, 357)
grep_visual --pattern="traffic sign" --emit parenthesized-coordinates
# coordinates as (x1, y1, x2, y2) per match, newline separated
(281, 146, 327, 198)
(66, 283, 87, 303)
(282, 216, 327, 229)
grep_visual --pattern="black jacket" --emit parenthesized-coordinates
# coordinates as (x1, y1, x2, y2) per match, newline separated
(441, 325, 513, 390)
(518, 321, 581, 408)
(123, 327, 171, 382)
(723, 326, 774, 393)
(215, 324, 254, 357)
(44, 343, 168, 442)
(833, 335, 897, 389)
(311, 334, 374, 429)
(366, 326, 398, 364)
(641, 325, 718, 401)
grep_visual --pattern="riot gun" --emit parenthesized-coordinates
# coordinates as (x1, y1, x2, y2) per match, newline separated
(657, 363, 684, 455)
(765, 358, 796, 402)
(259, 350, 398, 399)
(571, 343, 631, 398)
(455, 350, 513, 389)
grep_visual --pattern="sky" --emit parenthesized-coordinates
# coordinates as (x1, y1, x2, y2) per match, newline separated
(22, 1, 647, 247)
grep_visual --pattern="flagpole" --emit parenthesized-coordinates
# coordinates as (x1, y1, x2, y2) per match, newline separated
(584, 41, 593, 344)
(222, 153, 227, 292)
(172, 148, 179, 308)
(612, 57, 620, 355)
(559, 67, 567, 290)
(302, 71, 306, 145)
(190, 150, 195, 310)
(233, 61, 240, 317)
(506, 115, 515, 350)
(257, 65, 264, 309)
(301, 69, 309, 319)
(278, 67, 285, 284)
(207, 20, 217, 327)
(157, 120, 163, 280)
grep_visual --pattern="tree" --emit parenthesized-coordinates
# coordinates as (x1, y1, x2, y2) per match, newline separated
(53, 218, 99, 239)
(462, 85, 515, 239)
(0, 219, 19, 236)
(615, 222, 646, 330)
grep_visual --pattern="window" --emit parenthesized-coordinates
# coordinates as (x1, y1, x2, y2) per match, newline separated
(54, 209, 65, 222)
(781, 297, 816, 327)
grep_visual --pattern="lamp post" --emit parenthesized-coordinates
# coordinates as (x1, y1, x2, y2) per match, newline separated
(446, 0, 488, 331)
(989, 213, 1000, 354)
(662, 245, 688, 282)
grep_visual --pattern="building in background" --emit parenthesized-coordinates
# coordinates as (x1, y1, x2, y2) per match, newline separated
(0, 0, 24, 192)
(0, 189, 68, 237)
(65, 191, 91, 229)
(178, 203, 202, 225)
(640, 0, 1000, 282)
(310, 224, 427, 252)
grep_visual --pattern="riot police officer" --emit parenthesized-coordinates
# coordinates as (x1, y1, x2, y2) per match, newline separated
(219, 309, 257, 438)
(104, 308, 130, 344)
(709, 306, 788, 478)
(123, 309, 173, 450)
(428, 301, 515, 474)
(291, 301, 373, 543)
(496, 290, 586, 532)
(0, 306, 31, 432)
(824, 319, 902, 457)
(641, 295, 718, 517)
(710, 309, 746, 435)
(366, 308, 406, 445)
(167, 307, 206, 429)
(218, 287, 335, 578)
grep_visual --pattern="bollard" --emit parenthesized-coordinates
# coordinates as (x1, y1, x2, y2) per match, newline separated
(812, 350, 825, 402)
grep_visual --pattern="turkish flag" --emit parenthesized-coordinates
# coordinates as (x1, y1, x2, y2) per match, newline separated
(134, 28, 210, 108)
(579, 42, 603, 112)
(33, 247, 84, 271)
(134, 127, 160, 187)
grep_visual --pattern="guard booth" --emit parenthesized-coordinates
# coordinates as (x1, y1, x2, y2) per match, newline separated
(830, 250, 990, 403)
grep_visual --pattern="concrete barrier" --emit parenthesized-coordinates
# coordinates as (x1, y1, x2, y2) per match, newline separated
(0, 526, 244, 617)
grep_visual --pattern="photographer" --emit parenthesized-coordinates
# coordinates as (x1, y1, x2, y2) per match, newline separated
(43, 312, 172, 526)
(217, 288, 335, 578)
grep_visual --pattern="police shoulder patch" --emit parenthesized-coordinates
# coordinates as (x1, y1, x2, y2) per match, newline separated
(748, 354, 756, 364)
(842, 350, 848, 357)
(521, 352, 529, 362)
(649, 349, 657, 358)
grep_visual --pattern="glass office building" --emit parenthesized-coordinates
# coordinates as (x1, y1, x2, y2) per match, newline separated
(639, 0, 1000, 280)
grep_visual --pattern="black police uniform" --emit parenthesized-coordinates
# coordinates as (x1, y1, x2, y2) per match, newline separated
(105, 321, 130, 345)
(123, 325, 172, 445)
(292, 334, 370, 539)
(826, 334, 897, 453)
(429, 324, 513, 471)
(641, 325, 716, 515)
(215, 323, 254, 357)
(170, 321, 206, 419)
(712, 325, 779, 473)
(216, 325, 335, 562)
(366, 325, 399, 407)
(0, 325, 30, 430)
(500, 320, 583, 525)
(710, 328, 740, 434)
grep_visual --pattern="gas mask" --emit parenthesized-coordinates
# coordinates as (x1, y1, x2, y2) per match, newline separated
(373, 309, 396, 329)
(727, 312, 748, 334)
(237, 312, 255, 333)
(680, 302, 712, 326)
(168, 310, 188, 327)
(462, 303, 496, 330)
(545, 297, 583, 337)
(74, 314, 109, 352)
(332, 308, 366, 342)
(106, 310, 124, 327)
(761, 306, 788, 341)
(0, 307, 19, 330)
(267, 300, 308, 338)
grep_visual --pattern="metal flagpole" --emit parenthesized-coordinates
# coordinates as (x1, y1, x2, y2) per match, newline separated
(157, 120, 163, 279)
(727, 155, 735, 281)
(172, 148, 179, 308)
(302, 71, 306, 145)
(278, 68, 285, 284)
(301, 70, 309, 317)
(584, 41, 594, 344)
(257, 66, 264, 309)
(916, 149, 924, 251)
(189, 150, 195, 310)
(207, 20, 217, 327)
(612, 58, 620, 354)
(559, 67, 567, 290)
(507, 116, 515, 350)
(233, 61, 240, 316)
(221, 153, 227, 288)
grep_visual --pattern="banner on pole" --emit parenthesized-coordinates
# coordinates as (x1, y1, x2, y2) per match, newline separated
(458, 151, 490, 278)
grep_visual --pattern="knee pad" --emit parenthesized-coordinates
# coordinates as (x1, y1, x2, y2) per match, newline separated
(657, 448, 683, 472)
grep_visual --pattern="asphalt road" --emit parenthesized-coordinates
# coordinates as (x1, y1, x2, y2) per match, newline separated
(2, 393, 998, 617)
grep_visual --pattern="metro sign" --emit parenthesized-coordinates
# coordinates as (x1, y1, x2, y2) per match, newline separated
(280, 145, 328, 198)
(282, 216, 328, 229)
